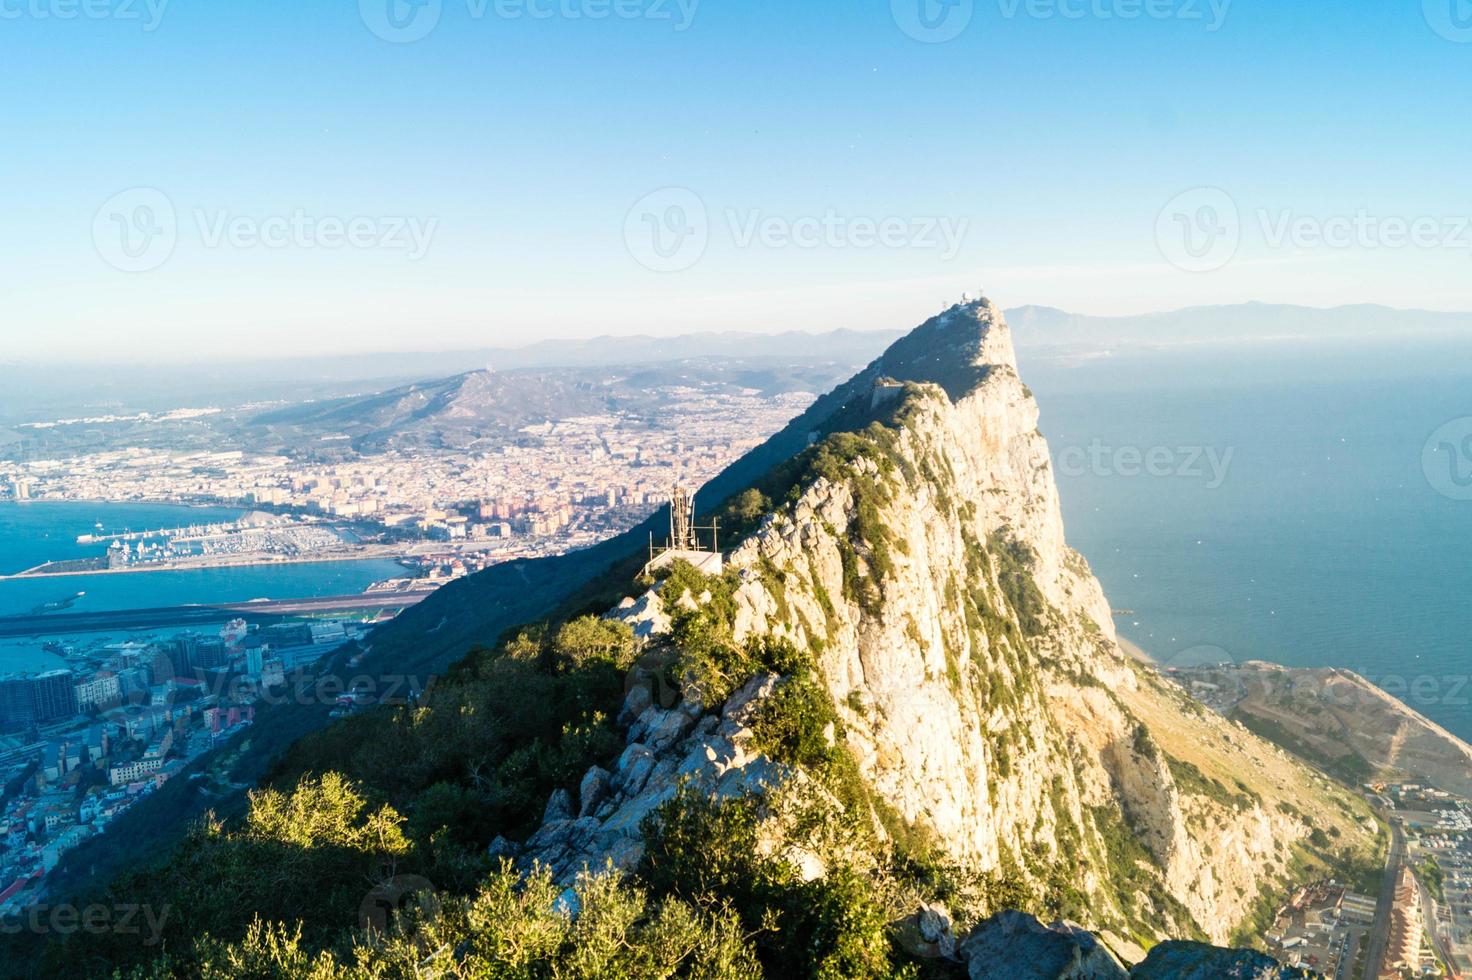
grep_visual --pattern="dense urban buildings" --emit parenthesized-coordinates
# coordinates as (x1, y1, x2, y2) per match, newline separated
(0, 391, 817, 581)
(0, 617, 361, 914)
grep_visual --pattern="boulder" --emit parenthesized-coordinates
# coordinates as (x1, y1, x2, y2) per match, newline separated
(606, 589, 670, 639)
(1130, 942, 1321, 979)
(961, 911, 1128, 980)
(918, 902, 958, 959)
(618, 684, 653, 727)
(722, 673, 780, 723)
(614, 743, 656, 796)
(641, 705, 699, 754)
(578, 766, 611, 818)
(486, 836, 519, 861)
(895, 901, 960, 962)
(543, 789, 573, 824)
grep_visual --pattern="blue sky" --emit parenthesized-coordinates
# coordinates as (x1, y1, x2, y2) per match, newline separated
(3, 0, 1470, 362)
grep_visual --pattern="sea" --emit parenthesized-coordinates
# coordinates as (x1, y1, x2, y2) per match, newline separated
(0, 501, 404, 673)
(1026, 335, 1472, 743)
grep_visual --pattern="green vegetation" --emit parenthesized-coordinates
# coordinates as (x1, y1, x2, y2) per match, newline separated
(657, 560, 813, 707)
(1420, 857, 1446, 902)
(142, 858, 763, 980)
(24, 542, 947, 977)
(1229, 709, 1378, 786)
(986, 534, 1049, 639)
(749, 676, 841, 772)
(1166, 755, 1260, 813)
(1088, 804, 1203, 945)
(709, 413, 919, 619)
(640, 791, 895, 980)
(10, 373, 1300, 977)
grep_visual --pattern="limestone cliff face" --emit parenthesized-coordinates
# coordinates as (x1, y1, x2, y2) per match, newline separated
(520, 299, 1379, 947)
(710, 299, 1373, 943)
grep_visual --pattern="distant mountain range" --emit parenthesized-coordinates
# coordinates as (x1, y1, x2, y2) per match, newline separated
(4, 302, 1470, 425)
(1006, 301, 1472, 350)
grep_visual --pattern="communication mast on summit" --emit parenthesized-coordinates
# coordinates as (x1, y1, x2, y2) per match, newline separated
(669, 484, 697, 552)
(645, 483, 723, 577)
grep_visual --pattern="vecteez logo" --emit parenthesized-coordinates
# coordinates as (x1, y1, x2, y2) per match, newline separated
(623, 187, 972, 273)
(1157, 187, 1472, 274)
(92, 188, 440, 272)
(92, 188, 178, 274)
(360, 0, 699, 43)
(1053, 439, 1235, 488)
(359, 875, 438, 933)
(0, 0, 170, 30)
(1424, 418, 1472, 501)
(892, 0, 1231, 43)
(1424, 0, 1472, 42)
(1155, 187, 1241, 273)
(892, 0, 974, 43)
(623, 188, 710, 273)
(360, 0, 442, 43)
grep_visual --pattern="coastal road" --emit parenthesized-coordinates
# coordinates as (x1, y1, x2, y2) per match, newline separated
(1363, 815, 1407, 979)
(0, 590, 437, 637)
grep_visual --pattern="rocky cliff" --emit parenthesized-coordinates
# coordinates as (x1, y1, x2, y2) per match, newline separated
(509, 299, 1381, 956)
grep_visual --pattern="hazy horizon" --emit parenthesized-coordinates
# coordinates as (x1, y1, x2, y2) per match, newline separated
(5, 297, 1472, 370)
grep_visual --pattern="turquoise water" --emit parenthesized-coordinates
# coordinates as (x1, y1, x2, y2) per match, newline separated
(1027, 337, 1472, 741)
(0, 500, 404, 635)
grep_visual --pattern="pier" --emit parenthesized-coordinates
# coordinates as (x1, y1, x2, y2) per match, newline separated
(76, 514, 303, 545)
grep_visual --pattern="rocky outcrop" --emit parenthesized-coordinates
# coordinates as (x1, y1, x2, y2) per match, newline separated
(955, 914, 1320, 980)
(514, 297, 1381, 946)
(513, 673, 787, 884)
(1130, 941, 1322, 979)
(695, 299, 1380, 942)
(960, 911, 1128, 979)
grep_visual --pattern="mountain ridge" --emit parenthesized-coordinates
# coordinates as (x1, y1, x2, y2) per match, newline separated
(21, 298, 1395, 978)
(348, 299, 1383, 959)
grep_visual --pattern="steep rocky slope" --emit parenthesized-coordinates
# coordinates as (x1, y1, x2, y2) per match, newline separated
(513, 298, 1381, 950)
(21, 298, 1389, 979)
